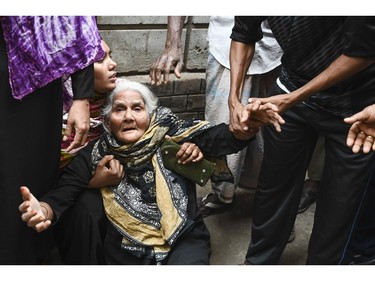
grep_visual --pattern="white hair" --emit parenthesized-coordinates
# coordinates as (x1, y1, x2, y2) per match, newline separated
(101, 79, 159, 132)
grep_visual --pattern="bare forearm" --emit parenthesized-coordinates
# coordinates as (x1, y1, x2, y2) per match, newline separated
(166, 16, 186, 48)
(229, 40, 255, 107)
(288, 54, 375, 105)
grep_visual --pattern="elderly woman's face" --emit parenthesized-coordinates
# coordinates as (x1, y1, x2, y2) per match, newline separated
(106, 90, 150, 144)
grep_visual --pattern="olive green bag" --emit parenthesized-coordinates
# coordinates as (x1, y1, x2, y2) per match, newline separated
(160, 140, 216, 186)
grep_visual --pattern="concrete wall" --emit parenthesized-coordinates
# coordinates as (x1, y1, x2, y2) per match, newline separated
(97, 16, 210, 120)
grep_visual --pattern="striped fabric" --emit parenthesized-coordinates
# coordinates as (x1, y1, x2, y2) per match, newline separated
(232, 16, 375, 118)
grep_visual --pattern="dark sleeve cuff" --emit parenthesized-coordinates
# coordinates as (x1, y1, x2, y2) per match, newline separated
(71, 63, 95, 100)
(343, 16, 375, 58)
(40, 142, 94, 222)
(193, 123, 255, 157)
(230, 16, 266, 44)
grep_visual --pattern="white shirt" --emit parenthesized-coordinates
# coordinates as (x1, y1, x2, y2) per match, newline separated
(207, 16, 283, 75)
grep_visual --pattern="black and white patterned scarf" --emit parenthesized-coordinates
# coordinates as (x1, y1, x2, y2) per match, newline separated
(91, 106, 211, 262)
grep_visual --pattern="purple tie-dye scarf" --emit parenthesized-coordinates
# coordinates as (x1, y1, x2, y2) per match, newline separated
(0, 16, 104, 100)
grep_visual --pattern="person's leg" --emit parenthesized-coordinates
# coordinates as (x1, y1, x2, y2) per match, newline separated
(245, 101, 318, 264)
(348, 168, 375, 264)
(298, 135, 325, 213)
(165, 219, 211, 265)
(306, 111, 375, 264)
(201, 51, 251, 213)
(238, 66, 281, 189)
(53, 189, 107, 264)
(307, 135, 325, 181)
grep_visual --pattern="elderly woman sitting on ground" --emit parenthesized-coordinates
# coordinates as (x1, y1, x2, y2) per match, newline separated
(19, 79, 280, 265)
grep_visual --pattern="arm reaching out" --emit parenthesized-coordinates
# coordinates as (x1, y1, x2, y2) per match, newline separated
(229, 40, 255, 135)
(249, 54, 375, 115)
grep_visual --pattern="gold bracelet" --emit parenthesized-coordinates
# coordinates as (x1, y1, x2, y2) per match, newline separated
(40, 202, 51, 221)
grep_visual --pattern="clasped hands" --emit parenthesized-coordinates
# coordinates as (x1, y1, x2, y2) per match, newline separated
(236, 96, 375, 154)
(230, 96, 286, 140)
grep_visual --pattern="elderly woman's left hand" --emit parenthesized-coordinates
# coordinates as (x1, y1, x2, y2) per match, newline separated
(176, 142, 203, 164)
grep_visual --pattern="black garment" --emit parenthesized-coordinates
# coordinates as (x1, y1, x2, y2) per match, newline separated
(103, 177, 211, 265)
(0, 26, 94, 264)
(42, 123, 251, 265)
(231, 16, 375, 265)
(348, 167, 375, 264)
(249, 92, 375, 264)
(53, 189, 107, 265)
(246, 85, 375, 265)
(231, 16, 375, 118)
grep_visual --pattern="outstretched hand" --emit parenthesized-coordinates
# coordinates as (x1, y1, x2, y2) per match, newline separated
(19, 186, 51, 232)
(344, 104, 375, 153)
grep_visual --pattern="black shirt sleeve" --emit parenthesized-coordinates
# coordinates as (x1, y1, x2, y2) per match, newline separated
(191, 123, 254, 157)
(230, 16, 266, 44)
(343, 16, 375, 58)
(41, 141, 95, 222)
(71, 63, 95, 100)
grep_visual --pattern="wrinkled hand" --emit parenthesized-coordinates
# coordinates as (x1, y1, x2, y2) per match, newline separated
(344, 104, 375, 153)
(19, 186, 51, 232)
(241, 100, 285, 132)
(88, 155, 125, 188)
(149, 45, 184, 86)
(176, 142, 203, 164)
(165, 135, 203, 164)
(63, 98, 90, 152)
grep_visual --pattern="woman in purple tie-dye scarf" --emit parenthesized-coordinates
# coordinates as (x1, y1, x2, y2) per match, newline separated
(0, 16, 104, 264)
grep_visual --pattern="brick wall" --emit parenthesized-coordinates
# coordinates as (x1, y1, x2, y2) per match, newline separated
(96, 16, 209, 120)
